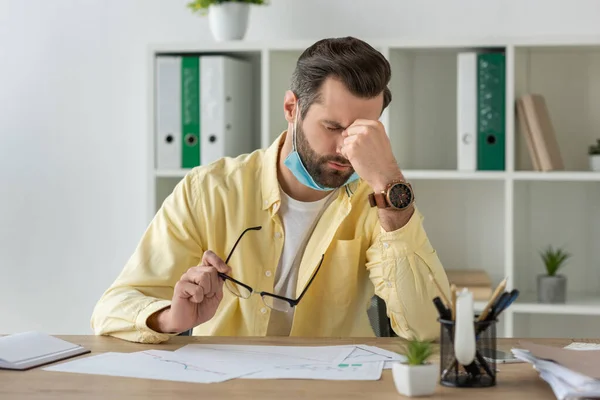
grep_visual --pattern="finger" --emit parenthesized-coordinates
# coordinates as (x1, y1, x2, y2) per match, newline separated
(175, 280, 204, 303)
(201, 250, 232, 274)
(183, 266, 214, 286)
(205, 267, 222, 299)
(343, 125, 368, 137)
(191, 284, 205, 303)
(182, 273, 208, 303)
(351, 118, 382, 128)
(186, 266, 223, 298)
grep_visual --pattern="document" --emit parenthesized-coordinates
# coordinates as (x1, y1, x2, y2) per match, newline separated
(341, 345, 407, 369)
(173, 344, 354, 368)
(241, 361, 384, 380)
(44, 350, 259, 383)
(512, 341, 600, 400)
(44, 344, 405, 383)
(563, 342, 600, 351)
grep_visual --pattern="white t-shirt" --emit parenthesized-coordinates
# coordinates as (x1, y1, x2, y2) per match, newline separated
(266, 189, 335, 336)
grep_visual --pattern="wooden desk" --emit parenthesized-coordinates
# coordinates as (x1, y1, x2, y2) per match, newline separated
(1, 336, 593, 399)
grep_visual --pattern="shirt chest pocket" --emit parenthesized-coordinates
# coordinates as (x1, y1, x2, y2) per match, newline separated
(323, 236, 365, 307)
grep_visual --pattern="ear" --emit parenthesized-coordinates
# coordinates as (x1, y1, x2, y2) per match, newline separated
(283, 90, 298, 123)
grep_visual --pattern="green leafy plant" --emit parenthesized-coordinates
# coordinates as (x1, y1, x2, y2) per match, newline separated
(187, 0, 268, 15)
(540, 245, 571, 276)
(403, 339, 433, 366)
(589, 139, 600, 155)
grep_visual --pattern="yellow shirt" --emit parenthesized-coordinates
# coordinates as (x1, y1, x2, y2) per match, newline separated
(90, 133, 451, 344)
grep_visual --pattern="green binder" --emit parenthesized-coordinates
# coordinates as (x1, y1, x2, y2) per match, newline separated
(477, 52, 505, 171)
(181, 57, 200, 168)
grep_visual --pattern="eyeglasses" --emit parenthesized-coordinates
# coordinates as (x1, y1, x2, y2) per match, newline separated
(218, 226, 324, 313)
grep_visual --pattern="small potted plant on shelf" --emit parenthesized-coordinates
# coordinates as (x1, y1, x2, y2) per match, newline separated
(589, 139, 600, 171)
(392, 339, 437, 397)
(186, 0, 268, 42)
(537, 245, 571, 304)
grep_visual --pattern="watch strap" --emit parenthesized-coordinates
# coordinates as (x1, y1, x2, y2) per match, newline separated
(368, 192, 388, 208)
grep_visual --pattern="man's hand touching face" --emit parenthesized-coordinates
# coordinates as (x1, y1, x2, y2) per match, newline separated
(339, 119, 403, 192)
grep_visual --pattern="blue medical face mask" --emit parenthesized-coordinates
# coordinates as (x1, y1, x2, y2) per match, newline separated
(283, 105, 360, 191)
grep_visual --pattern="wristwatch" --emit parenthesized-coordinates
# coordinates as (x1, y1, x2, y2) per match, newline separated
(368, 179, 415, 210)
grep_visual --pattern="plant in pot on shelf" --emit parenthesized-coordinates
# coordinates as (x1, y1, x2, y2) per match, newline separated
(589, 138, 600, 171)
(392, 339, 437, 397)
(186, 0, 268, 42)
(537, 245, 571, 304)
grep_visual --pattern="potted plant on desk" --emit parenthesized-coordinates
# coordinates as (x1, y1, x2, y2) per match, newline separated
(392, 339, 437, 397)
(537, 245, 571, 304)
(186, 0, 268, 41)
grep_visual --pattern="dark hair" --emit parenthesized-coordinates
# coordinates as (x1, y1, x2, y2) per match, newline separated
(290, 36, 392, 120)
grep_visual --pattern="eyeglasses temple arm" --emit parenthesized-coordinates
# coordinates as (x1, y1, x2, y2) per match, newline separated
(295, 254, 325, 303)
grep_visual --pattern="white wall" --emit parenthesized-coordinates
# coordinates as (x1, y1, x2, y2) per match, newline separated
(1, 0, 600, 334)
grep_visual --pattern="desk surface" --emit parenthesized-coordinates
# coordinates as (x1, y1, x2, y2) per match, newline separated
(1, 335, 594, 399)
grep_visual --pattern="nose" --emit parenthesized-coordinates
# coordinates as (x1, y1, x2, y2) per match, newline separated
(335, 134, 346, 155)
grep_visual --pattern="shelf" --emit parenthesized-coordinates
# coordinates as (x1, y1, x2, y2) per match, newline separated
(155, 169, 190, 178)
(404, 170, 506, 180)
(155, 168, 511, 181)
(148, 36, 600, 54)
(155, 169, 600, 181)
(512, 171, 600, 181)
(511, 293, 600, 315)
(148, 38, 600, 340)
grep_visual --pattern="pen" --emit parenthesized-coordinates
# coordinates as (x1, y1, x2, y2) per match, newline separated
(478, 277, 508, 322)
(429, 273, 451, 310)
(496, 289, 519, 315)
(432, 296, 452, 321)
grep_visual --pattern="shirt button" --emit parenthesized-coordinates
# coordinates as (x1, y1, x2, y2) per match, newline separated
(265, 270, 272, 277)
(386, 281, 393, 288)
(274, 232, 282, 239)
(264, 200, 268, 206)
(260, 307, 267, 314)
(383, 242, 389, 248)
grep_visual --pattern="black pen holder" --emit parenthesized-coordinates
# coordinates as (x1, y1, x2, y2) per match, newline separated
(438, 317, 497, 388)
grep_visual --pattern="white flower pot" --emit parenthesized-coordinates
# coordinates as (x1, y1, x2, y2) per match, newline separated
(590, 154, 600, 171)
(392, 362, 438, 397)
(208, 2, 250, 41)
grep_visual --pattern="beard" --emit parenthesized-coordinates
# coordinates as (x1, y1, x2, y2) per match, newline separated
(295, 121, 356, 188)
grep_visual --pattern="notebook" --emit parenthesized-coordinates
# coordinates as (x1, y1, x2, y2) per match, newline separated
(0, 331, 90, 370)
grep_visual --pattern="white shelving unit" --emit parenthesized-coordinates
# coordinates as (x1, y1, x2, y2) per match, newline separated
(148, 36, 600, 339)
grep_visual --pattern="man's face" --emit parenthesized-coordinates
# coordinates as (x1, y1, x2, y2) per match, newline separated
(294, 78, 384, 188)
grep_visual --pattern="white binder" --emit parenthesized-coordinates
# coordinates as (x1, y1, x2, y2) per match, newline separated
(456, 52, 477, 171)
(155, 56, 182, 169)
(200, 56, 253, 166)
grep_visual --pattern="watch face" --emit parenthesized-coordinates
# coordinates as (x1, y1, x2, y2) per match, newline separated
(388, 183, 413, 209)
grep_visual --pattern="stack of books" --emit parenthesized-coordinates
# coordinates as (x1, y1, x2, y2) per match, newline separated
(445, 269, 493, 302)
(516, 94, 565, 171)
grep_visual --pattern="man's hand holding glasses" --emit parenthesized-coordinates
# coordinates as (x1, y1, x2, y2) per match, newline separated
(148, 226, 323, 335)
(147, 250, 231, 334)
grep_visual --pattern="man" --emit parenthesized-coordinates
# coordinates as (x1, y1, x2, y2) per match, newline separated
(91, 36, 451, 344)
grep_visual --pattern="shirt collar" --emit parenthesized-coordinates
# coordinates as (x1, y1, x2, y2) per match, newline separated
(261, 131, 286, 211)
(261, 131, 362, 211)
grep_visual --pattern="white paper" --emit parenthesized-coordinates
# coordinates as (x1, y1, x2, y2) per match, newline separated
(563, 342, 600, 351)
(43, 344, 399, 383)
(174, 344, 354, 368)
(512, 347, 600, 400)
(44, 350, 257, 383)
(241, 361, 384, 380)
(342, 345, 407, 364)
